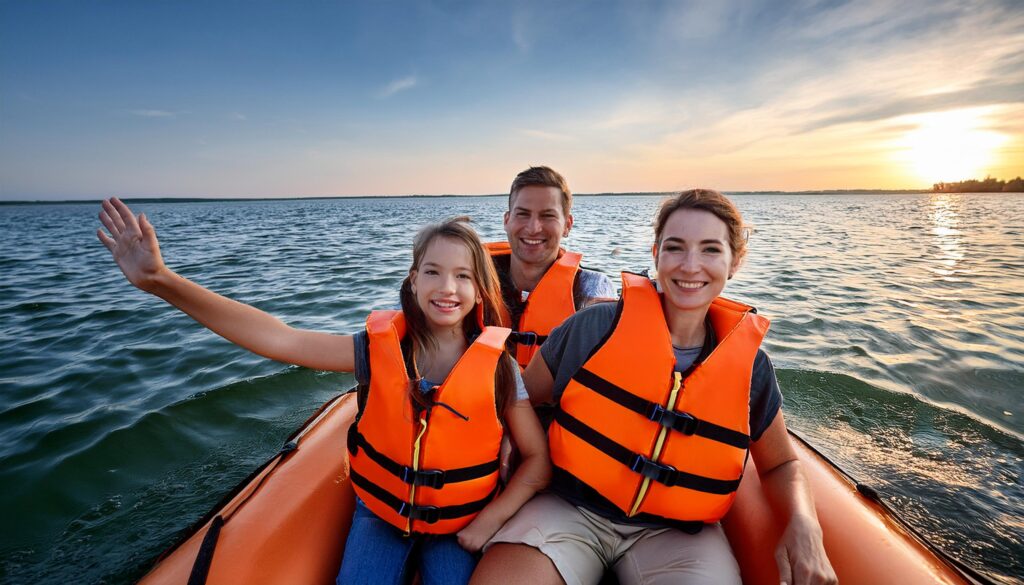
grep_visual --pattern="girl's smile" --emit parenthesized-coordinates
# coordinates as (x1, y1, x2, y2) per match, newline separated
(410, 236, 481, 332)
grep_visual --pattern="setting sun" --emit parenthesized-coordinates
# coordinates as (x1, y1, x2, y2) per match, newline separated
(895, 108, 1009, 183)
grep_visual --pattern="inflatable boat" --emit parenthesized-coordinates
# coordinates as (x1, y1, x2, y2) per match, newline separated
(138, 391, 992, 585)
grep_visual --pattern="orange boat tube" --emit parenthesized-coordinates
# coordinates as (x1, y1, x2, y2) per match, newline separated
(140, 393, 358, 585)
(139, 392, 988, 585)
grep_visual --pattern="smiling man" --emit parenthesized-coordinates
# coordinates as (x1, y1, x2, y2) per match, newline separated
(487, 166, 616, 368)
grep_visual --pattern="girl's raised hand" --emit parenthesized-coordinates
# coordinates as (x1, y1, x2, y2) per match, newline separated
(97, 197, 166, 292)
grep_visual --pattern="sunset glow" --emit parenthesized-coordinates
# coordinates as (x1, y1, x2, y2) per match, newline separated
(896, 109, 1010, 184)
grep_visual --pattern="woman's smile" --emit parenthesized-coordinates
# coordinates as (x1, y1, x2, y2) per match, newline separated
(654, 208, 738, 313)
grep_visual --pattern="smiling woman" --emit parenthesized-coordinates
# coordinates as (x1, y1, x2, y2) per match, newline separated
(896, 107, 1009, 183)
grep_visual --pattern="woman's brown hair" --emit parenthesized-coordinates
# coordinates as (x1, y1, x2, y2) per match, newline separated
(398, 216, 517, 417)
(653, 188, 749, 264)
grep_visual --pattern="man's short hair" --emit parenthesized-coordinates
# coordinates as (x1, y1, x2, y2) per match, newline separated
(509, 166, 572, 217)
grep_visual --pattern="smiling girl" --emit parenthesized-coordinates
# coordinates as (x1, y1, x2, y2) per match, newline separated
(97, 198, 550, 585)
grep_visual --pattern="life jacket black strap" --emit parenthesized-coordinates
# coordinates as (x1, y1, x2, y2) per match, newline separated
(509, 331, 547, 347)
(554, 409, 740, 495)
(350, 430, 498, 489)
(350, 469, 497, 524)
(572, 368, 750, 450)
(549, 466, 705, 534)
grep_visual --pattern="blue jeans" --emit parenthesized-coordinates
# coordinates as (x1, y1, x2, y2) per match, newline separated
(336, 498, 477, 585)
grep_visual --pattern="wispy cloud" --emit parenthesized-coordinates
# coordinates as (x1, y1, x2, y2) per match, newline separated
(789, 0, 925, 40)
(229, 112, 247, 121)
(130, 109, 175, 118)
(511, 10, 531, 53)
(520, 129, 574, 141)
(378, 76, 417, 98)
(596, 97, 688, 131)
(640, 1, 1020, 145)
(801, 81, 1024, 133)
(661, 1, 734, 40)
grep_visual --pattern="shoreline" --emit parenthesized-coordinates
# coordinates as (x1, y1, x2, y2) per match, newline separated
(4, 189, 993, 206)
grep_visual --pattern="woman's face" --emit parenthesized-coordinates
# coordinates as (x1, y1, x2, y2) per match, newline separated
(653, 208, 739, 313)
(410, 236, 481, 332)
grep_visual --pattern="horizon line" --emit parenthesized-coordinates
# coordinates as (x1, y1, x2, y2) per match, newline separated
(1, 188, 969, 205)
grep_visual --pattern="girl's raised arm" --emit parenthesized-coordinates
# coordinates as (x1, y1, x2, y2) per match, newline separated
(97, 197, 355, 373)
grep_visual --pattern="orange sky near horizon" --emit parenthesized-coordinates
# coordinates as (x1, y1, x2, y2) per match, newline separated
(335, 104, 1024, 196)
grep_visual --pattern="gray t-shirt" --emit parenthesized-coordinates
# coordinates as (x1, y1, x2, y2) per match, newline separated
(352, 330, 528, 402)
(575, 269, 617, 302)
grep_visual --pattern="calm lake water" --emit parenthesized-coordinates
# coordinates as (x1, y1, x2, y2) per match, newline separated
(1, 193, 1021, 583)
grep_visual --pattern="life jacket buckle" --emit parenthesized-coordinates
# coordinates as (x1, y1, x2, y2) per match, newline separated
(629, 454, 678, 485)
(647, 403, 667, 423)
(401, 467, 446, 488)
(512, 331, 540, 346)
(401, 503, 441, 524)
(647, 404, 698, 435)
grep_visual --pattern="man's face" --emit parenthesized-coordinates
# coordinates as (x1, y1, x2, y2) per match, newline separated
(503, 185, 573, 269)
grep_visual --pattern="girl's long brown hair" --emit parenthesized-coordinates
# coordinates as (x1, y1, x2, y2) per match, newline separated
(398, 216, 517, 417)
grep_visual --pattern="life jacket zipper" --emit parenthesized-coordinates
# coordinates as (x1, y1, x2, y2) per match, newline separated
(405, 413, 429, 535)
(629, 371, 682, 517)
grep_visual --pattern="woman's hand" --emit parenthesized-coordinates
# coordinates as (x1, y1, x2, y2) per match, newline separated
(751, 413, 837, 585)
(774, 514, 837, 585)
(97, 197, 166, 292)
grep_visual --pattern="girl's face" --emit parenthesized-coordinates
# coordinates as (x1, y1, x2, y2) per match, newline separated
(410, 236, 481, 333)
(653, 208, 739, 314)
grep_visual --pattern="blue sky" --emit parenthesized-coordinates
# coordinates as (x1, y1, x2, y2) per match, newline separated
(2, 0, 1022, 199)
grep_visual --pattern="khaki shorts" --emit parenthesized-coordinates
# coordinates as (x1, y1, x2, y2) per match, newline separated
(485, 493, 741, 585)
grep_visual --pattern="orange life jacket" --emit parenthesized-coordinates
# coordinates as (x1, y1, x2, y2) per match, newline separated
(548, 273, 769, 526)
(347, 310, 511, 535)
(484, 241, 581, 367)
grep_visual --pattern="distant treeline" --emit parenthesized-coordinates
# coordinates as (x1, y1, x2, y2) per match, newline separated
(933, 176, 1024, 192)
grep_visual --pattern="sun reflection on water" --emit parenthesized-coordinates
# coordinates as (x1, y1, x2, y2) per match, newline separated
(929, 194, 964, 279)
